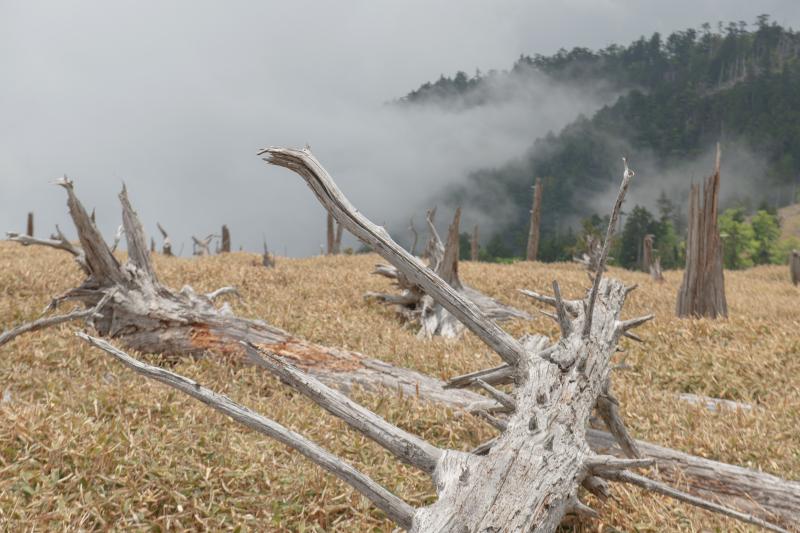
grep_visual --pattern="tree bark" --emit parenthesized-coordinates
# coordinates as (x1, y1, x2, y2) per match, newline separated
(677, 143, 727, 318)
(643, 234, 664, 282)
(221, 224, 231, 253)
(526, 177, 543, 261)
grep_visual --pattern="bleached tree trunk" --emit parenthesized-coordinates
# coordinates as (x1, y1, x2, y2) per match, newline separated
(526, 177, 543, 261)
(221, 224, 231, 253)
(677, 144, 727, 318)
(470, 224, 479, 261)
(156, 222, 173, 256)
(791, 250, 799, 286)
(366, 208, 530, 338)
(26, 212, 34, 237)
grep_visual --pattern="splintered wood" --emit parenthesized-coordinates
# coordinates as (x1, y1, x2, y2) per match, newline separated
(677, 144, 727, 318)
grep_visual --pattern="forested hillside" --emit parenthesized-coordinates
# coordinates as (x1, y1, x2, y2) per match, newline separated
(400, 15, 800, 266)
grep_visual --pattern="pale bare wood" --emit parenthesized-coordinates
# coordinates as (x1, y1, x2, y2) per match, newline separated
(156, 222, 173, 256)
(262, 146, 528, 366)
(79, 333, 416, 530)
(643, 234, 664, 282)
(604, 470, 789, 533)
(243, 343, 444, 474)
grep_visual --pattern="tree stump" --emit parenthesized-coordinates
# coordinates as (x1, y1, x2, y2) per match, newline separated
(643, 234, 664, 282)
(791, 250, 800, 286)
(26, 212, 34, 237)
(221, 224, 231, 253)
(677, 144, 727, 318)
(470, 224, 479, 261)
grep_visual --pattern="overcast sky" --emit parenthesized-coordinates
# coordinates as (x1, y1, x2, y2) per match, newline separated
(2, 1, 799, 256)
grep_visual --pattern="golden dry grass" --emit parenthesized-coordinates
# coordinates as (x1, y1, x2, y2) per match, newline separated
(0, 241, 798, 531)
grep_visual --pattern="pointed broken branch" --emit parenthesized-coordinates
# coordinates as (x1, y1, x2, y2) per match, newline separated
(79, 334, 415, 529)
(261, 147, 526, 367)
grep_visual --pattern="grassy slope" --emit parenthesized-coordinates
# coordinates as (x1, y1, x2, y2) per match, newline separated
(0, 242, 798, 531)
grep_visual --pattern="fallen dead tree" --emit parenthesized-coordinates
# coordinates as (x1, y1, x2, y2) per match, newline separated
(3, 172, 797, 530)
(248, 147, 787, 531)
(365, 207, 530, 338)
(574, 234, 603, 271)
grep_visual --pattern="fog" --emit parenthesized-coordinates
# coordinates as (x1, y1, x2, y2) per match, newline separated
(2, 1, 799, 255)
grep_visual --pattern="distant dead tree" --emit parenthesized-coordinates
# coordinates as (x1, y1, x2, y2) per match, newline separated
(150, 237, 155, 253)
(156, 222, 173, 256)
(26, 212, 34, 237)
(366, 207, 530, 338)
(192, 234, 215, 256)
(220, 225, 231, 253)
(574, 235, 604, 272)
(677, 144, 727, 318)
(791, 250, 799, 286)
(262, 238, 275, 268)
(526, 177, 543, 261)
(409, 218, 419, 256)
(642, 234, 664, 282)
(326, 213, 344, 254)
(471, 224, 479, 261)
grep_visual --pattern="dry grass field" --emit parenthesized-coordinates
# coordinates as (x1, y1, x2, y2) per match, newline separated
(0, 241, 798, 531)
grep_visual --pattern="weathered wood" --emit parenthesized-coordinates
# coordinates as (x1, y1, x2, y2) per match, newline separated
(364, 208, 529, 339)
(643, 234, 664, 282)
(26, 212, 34, 237)
(262, 147, 789, 532)
(192, 234, 214, 256)
(221, 224, 231, 253)
(526, 177, 543, 261)
(470, 224, 479, 261)
(677, 143, 727, 318)
(262, 239, 275, 268)
(409, 218, 419, 256)
(7, 165, 796, 531)
(791, 250, 799, 286)
(79, 333, 416, 530)
(156, 222, 173, 256)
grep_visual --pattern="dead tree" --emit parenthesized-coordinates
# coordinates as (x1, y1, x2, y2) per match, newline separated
(642, 234, 664, 282)
(26, 212, 34, 237)
(156, 222, 173, 256)
(3, 173, 797, 529)
(677, 144, 727, 318)
(366, 207, 530, 338)
(192, 234, 215, 256)
(526, 177, 543, 261)
(326, 213, 344, 254)
(470, 224, 479, 261)
(73, 148, 789, 532)
(573, 234, 603, 271)
(409, 218, 419, 256)
(262, 238, 275, 268)
(220, 225, 231, 253)
(791, 250, 799, 286)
